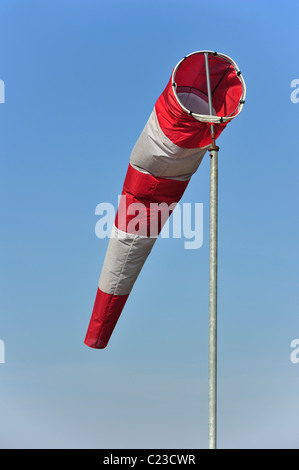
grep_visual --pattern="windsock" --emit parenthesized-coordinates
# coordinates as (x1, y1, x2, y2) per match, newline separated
(84, 51, 246, 349)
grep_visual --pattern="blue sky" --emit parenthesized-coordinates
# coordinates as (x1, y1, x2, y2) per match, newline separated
(0, 0, 298, 449)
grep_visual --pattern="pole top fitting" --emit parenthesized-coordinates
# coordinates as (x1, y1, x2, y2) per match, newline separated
(208, 145, 220, 153)
(208, 134, 220, 153)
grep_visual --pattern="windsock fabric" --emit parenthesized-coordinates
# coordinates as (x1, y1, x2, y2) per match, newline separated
(84, 51, 245, 349)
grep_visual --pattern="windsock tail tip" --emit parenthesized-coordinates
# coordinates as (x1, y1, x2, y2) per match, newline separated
(84, 337, 108, 349)
(84, 288, 129, 350)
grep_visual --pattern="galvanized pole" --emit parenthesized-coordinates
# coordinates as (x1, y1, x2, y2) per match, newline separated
(204, 52, 219, 450)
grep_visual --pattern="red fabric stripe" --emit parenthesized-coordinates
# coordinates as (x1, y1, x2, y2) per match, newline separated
(155, 77, 227, 148)
(84, 288, 129, 349)
(115, 164, 189, 236)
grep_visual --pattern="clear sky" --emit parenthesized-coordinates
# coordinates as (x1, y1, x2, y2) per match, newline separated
(0, 0, 298, 449)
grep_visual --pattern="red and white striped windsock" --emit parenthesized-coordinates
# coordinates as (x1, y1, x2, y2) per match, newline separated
(84, 51, 246, 349)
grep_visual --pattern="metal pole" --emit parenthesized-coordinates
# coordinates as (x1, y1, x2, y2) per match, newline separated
(204, 52, 219, 450)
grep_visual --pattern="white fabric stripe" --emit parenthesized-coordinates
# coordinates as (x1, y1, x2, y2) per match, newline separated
(129, 108, 207, 181)
(99, 225, 157, 296)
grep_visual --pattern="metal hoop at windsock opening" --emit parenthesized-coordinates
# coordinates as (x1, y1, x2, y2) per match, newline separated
(84, 51, 246, 350)
(155, 50, 246, 148)
(172, 51, 246, 123)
